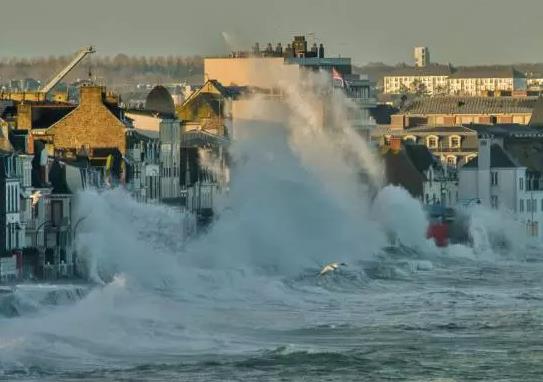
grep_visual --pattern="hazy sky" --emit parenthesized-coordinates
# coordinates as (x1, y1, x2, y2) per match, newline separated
(1, 0, 542, 65)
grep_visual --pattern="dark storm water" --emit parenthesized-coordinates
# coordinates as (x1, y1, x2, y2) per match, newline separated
(1, 250, 543, 382)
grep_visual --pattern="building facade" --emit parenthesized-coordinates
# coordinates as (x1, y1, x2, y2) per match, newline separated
(414, 47, 430, 68)
(459, 129, 543, 239)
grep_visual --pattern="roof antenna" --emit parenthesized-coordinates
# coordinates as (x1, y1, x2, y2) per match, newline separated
(88, 65, 93, 84)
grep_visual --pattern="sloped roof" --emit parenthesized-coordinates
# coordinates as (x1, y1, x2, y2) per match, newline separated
(404, 144, 437, 173)
(503, 139, 543, 173)
(470, 124, 543, 138)
(369, 104, 398, 124)
(386, 64, 453, 77)
(400, 96, 537, 115)
(383, 148, 426, 198)
(407, 125, 477, 134)
(463, 144, 517, 168)
(449, 66, 525, 79)
(528, 97, 543, 127)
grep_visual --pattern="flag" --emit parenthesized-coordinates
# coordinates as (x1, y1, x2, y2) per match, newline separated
(332, 67, 344, 88)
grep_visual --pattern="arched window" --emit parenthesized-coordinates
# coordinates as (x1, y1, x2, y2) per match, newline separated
(446, 155, 457, 167)
(464, 154, 477, 165)
(426, 135, 439, 149)
(404, 135, 417, 143)
(449, 135, 461, 149)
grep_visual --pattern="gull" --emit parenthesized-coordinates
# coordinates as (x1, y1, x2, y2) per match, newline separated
(30, 190, 42, 207)
(319, 262, 347, 276)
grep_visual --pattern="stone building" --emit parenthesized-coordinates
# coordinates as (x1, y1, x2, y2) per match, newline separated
(41, 85, 128, 157)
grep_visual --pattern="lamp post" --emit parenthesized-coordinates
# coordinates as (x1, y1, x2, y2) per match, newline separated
(35, 220, 51, 279)
(72, 215, 89, 277)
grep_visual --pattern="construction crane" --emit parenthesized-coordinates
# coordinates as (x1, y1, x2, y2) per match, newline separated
(41, 46, 95, 94)
(0, 45, 96, 102)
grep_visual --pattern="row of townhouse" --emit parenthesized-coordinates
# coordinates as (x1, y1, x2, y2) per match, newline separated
(0, 134, 102, 281)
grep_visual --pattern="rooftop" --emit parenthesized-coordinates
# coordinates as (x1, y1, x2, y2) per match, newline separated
(400, 96, 538, 115)
(407, 125, 477, 134)
(449, 66, 525, 79)
(463, 144, 517, 168)
(386, 64, 453, 77)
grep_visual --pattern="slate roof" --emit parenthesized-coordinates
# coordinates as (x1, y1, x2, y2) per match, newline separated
(469, 124, 543, 138)
(404, 144, 437, 173)
(463, 144, 517, 168)
(369, 104, 398, 124)
(528, 97, 543, 127)
(407, 125, 477, 134)
(448, 66, 525, 79)
(400, 96, 538, 115)
(386, 64, 453, 77)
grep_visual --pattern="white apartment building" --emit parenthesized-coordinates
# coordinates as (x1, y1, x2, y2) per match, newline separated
(448, 68, 527, 96)
(384, 65, 453, 95)
(384, 66, 527, 96)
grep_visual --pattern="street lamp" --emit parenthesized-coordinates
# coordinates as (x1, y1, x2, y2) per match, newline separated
(72, 215, 89, 277)
(35, 220, 51, 279)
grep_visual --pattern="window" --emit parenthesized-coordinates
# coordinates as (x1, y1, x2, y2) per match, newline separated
(446, 155, 457, 167)
(427, 135, 439, 149)
(449, 135, 461, 149)
(527, 199, 532, 212)
(51, 200, 63, 227)
(520, 199, 524, 212)
(491, 171, 498, 185)
(520, 177, 524, 191)
(529, 221, 539, 237)
(491, 195, 498, 209)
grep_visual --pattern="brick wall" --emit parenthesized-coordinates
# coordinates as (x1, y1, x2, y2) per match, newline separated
(17, 104, 32, 130)
(47, 86, 126, 155)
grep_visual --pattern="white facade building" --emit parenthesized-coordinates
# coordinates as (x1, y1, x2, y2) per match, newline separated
(414, 47, 430, 68)
(459, 134, 543, 239)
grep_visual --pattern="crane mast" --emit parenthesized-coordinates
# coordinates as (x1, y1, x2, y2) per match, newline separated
(0, 45, 96, 102)
(40, 45, 95, 94)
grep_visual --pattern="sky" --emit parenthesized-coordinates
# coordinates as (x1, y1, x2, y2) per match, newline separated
(1, 0, 542, 66)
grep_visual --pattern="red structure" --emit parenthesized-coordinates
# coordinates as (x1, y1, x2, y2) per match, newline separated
(427, 222, 449, 247)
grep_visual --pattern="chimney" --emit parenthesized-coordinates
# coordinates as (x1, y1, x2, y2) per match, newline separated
(318, 43, 325, 58)
(476, 135, 492, 207)
(26, 131, 34, 154)
(17, 103, 32, 130)
(390, 114, 406, 129)
(79, 85, 103, 106)
(389, 137, 402, 152)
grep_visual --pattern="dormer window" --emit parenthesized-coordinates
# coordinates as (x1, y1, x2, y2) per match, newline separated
(449, 135, 461, 149)
(446, 155, 457, 167)
(427, 135, 439, 149)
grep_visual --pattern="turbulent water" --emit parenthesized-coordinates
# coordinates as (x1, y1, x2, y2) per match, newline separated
(2, 73, 543, 381)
